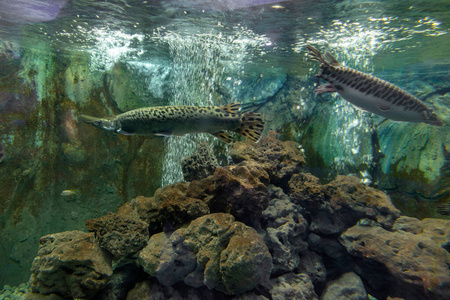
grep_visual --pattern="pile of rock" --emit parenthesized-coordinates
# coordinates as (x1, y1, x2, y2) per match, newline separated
(26, 131, 450, 299)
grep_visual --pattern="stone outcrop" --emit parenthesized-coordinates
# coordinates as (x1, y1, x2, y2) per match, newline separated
(325, 175, 401, 230)
(137, 213, 273, 295)
(85, 212, 149, 258)
(29, 231, 113, 299)
(321, 272, 368, 300)
(340, 216, 450, 300)
(22, 131, 449, 300)
(186, 164, 270, 225)
(181, 142, 219, 182)
(269, 273, 318, 300)
(260, 186, 308, 274)
(229, 130, 306, 188)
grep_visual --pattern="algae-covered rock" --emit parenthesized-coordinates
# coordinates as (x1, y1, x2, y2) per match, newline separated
(324, 175, 401, 230)
(187, 164, 270, 225)
(321, 272, 368, 300)
(181, 142, 219, 182)
(260, 186, 308, 274)
(229, 130, 306, 188)
(85, 212, 149, 258)
(137, 213, 272, 295)
(29, 231, 112, 299)
(340, 217, 450, 300)
(269, 273, 318, 300)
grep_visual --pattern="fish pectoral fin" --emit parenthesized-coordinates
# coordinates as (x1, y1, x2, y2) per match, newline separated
(315, 84, 338, 94)
(211, 131, 233, 143)
(154, 130, 173, 137)
(378, 105, 391, 111)
(220, 103, 241, 114)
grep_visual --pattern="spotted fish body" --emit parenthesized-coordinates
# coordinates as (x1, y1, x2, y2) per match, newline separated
(306, 45, 443, 126)
(80, 103, 264, 143)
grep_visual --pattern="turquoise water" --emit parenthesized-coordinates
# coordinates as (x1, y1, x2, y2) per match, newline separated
(0, 0, 449, 293)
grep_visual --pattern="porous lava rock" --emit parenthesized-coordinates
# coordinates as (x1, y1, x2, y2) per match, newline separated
(137, 213, 273, 295)
(118, 195, 163, 234)
(229, 130, 306, 188)
(187, 164, 270, 225)
(340, 217, 450, 300)
(305, 175, 400, 235)
(260, 186, 308, 274)
(320, 272, 368, 300)
(181, 141, 219, 182)
(85, 212, 149, 258)
(325, 175, 401, 229)
(29, 231, 112, 299)
(269, 273, 318, 300)
(288, 172, 326, 210)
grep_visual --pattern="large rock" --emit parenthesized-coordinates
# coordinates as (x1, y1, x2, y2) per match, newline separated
(187, 164, 270, 225)
(137, 213, 273, 295)
(260, 186, 308, 274)
(29, 231, 113, 299)
(320, 272, 368, 300)
(323, 175, 400, 232)
(85, 212, 149, 258)
(118, 195, 163, 234)
(340, 217, 450, 300)
(181, 142, 219, 182)
(229, 130, 306, 188)
(269, 273, 318, 300)
(289, 172, 327, 210)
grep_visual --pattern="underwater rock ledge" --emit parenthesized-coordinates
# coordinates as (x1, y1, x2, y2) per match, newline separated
(25, 131, 450, 300)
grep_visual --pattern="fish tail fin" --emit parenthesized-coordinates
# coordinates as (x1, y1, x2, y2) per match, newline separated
(236, 112, 265, 142)
(220, 103, 241, 114)
(211, 131, 233, 143)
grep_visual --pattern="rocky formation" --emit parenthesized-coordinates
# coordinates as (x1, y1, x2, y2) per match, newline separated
(181, 141, 219, 182)
(29, 231, 113, 299)
(25, 132, 450, 300)
(138, 213, 272, 295)
(85, 212, 149, 258)
(340, 216, 450, 300)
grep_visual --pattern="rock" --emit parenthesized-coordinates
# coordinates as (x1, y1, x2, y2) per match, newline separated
(229, 130, 306, 189)
(181, 142, 219, 182)
(187, 165, 270, 225)
(29, 231, 113, 299)
(307, 233, 353, 277)
(321, 272, 368, 300)
(138, 231, 197, 286)
(85, 212, 149, 258)
(288, 172, 326, 210)
(118, 195, 163, 233)
(340, 218, 450, 300)
(156, 182, 210, 228)
(137, 213, 273, 295)
(260, 186, 308, 274)
(125, 279, 221, 300)
(269, 273, 318, 300)
(297, 249, 327, 286)
(324, 175, 400, 230)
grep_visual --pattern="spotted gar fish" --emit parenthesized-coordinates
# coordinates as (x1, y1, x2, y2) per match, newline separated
(306, 45, 443, 126)
(80, 103, 264, 143)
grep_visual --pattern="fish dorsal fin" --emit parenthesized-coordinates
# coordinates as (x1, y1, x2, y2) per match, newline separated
(324, 52, 340, 66)
(211, 131, 233, 143)
(220, 103, 241, 114)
